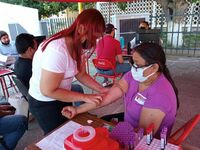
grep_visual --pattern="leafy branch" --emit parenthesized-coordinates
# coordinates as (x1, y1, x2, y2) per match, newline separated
(116, 2, 128, 11)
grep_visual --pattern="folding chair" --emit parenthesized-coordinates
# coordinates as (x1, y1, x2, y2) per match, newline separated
(168, 113, 200, 146)
(92, 58, 122, 85)
(12, 76, 30, 129)
(0, 69, 18, 98)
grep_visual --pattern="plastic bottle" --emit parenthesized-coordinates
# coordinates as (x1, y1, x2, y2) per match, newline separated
(120, 36, 125, 49)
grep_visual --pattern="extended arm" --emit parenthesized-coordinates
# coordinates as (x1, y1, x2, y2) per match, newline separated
(62, 78, 128, 119)
(40, 69, 102, 105)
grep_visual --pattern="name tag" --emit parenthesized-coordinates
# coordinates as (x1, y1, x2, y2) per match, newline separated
(134, 93, 147, 105)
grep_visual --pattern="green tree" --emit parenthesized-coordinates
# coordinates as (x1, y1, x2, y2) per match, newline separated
(0, 0, 95, 19)
(116, 2, 127, 11)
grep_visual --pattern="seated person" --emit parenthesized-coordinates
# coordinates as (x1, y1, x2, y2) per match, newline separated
(0, 31, 18, 58)
(95, 23, 131, 85)
(0, 104, 27, 150)
(62, 43, 179, 139)
(130, 21, 150, 49)
(14, 33, 38, 89)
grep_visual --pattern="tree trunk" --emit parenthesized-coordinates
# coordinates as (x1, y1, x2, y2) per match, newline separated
(155, 0, 189, 48)
(167, 21, 183, 47)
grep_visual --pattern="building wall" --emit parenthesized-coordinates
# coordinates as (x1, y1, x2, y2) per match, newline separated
(58, 8, 78, 18)
(0, 2, 41, 41)
(97, 1, 200, 27)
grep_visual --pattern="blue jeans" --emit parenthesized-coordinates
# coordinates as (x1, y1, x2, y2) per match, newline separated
(71, 84, 84, 107)
(97, 62, 131, 76)
(28, 95, 72, 135)
(0, 115, 27, 150)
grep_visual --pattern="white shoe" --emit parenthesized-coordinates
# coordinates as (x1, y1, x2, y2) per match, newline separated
(102, 81, 112, 87)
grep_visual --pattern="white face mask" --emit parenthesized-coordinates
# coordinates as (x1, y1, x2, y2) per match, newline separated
(131, 64, 155, 82)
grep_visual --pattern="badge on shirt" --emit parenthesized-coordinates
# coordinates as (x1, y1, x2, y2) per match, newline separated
(134, 93, 147, 105)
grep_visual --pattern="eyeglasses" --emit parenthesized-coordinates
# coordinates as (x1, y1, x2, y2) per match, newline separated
(129, 58, 151, 71)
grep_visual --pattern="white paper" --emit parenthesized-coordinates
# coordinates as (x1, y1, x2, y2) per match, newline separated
(36, 121, 82, 150)
(0, 54, 8, 63)
(0, 54, 15, 65)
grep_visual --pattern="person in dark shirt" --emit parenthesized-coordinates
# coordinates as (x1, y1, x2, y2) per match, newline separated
(14, 33, 37, 89)
(130, 21, 150, 48)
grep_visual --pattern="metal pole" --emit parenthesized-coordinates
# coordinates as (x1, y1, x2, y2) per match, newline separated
(78, 2, 83, 14)
(108, 2, 111, 23)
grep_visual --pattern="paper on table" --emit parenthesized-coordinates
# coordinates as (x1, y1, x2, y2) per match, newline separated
(0, 54, 15, 64)
(36, 121, 82, 150)
(0, 54, 7, 63)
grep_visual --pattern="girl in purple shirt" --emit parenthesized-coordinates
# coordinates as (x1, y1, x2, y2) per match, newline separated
(62, 43, 179, 138)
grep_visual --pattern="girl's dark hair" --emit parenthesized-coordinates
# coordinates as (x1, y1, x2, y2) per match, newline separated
(41, 9, 105, 71)
(134, 43, 179, 109)
(139, 21, 149, 27)
(15, 33, 35, 54)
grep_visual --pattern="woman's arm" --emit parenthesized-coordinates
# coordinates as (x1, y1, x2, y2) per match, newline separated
(62, 78, 128, 119)
(139, 107, 165, 134)
(40, 69, 102, 105)
(116, 54, 124, 64)
(0, 105, 15, 117)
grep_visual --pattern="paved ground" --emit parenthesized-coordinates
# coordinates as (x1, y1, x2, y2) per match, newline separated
(166, 56, 200, 148)
(2, 55, 199, 150)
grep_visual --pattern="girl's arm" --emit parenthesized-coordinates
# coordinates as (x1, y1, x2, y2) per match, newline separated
(40, 69, 102, 105)
(62, 78, 128, 119)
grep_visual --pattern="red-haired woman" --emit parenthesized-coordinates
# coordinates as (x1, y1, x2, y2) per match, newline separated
(28, 9, 108, 135)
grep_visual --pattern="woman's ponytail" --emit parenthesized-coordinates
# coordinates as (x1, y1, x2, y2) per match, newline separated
(163, 65, 179, 109)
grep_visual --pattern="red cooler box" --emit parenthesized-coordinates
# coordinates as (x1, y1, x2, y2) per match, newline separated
(64, 126, 119, 150)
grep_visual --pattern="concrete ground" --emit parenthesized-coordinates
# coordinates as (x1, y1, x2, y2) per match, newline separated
(166, 56, 200, 149)
(1, 55, 199, 150)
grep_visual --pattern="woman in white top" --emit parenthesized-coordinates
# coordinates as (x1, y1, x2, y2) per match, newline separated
(28, 9, 108, 134)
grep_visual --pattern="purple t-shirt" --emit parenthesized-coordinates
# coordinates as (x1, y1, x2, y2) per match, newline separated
(123, 71, 177, 137)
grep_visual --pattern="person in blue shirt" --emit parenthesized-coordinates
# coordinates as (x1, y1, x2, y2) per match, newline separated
(0, 104, 27, 150)
(0, 31, 18, 58)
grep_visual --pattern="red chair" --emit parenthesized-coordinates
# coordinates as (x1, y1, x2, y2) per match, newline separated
(0, 69, 18, 98)
(92, 58, 122, 84)
(169, 113, 200, 146)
